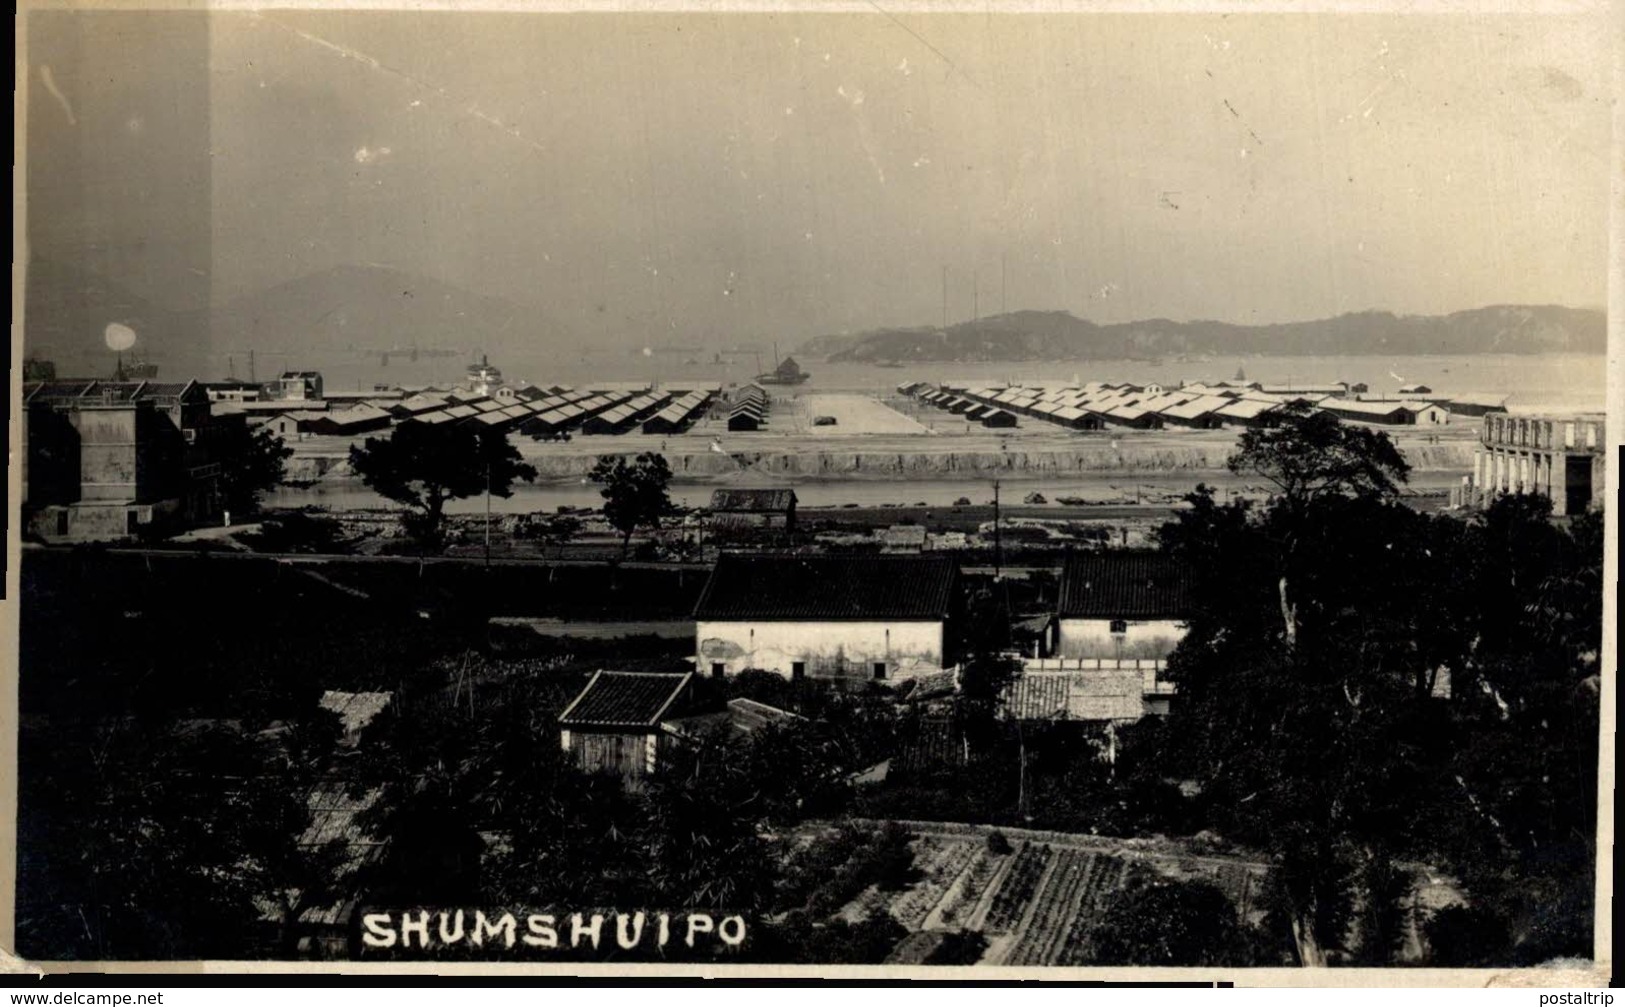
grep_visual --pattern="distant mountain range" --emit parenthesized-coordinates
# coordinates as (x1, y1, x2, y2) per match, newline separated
(24, 259, 1606, 380)
(208, 264, 543, 358)
(22, 260, 550, 378)
(800, 306, 1607, 363)
(21, 257, 205, 373)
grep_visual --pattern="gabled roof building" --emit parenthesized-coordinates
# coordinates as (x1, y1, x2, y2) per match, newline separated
(1053, 551, 1192, 661)
(694, 554, 960, 684)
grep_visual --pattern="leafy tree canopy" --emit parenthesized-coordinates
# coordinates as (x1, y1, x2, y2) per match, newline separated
(589, 452, 676, 559)
(349, 422, 536, 549)
(218, 421, 294, 516)
(1227, 402, 1410, 513)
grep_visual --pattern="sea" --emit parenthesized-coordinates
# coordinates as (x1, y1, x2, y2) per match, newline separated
(286, 348, 1606, 413)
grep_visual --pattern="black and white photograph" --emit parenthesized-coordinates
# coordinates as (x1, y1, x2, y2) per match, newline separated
(6, 1, 1615, 978)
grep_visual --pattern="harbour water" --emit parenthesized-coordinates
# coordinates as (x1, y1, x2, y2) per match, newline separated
(280, 350, 1605, 412)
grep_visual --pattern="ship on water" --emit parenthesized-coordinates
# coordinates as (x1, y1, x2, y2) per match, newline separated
(465, 353, 505, 395)
(756, 348, 810, 386)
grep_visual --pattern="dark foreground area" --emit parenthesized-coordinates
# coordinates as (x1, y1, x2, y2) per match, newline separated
(13, 486, 1603, 966)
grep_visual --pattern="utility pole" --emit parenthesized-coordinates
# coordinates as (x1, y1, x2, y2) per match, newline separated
(1001, 253, 1007, 315)
(993, 477, 1002, 580)
(484, 460, 492, 568)
(941, 265, 948, 330)
(1016, 717, 1026, 822)
(972, 269, 980, 322)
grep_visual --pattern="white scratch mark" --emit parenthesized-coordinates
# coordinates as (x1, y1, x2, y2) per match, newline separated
(39, 65, 77, 125)
(252, 13, 545, 154)
(897, 58, 912, 76)
(354, 145, 392, 164)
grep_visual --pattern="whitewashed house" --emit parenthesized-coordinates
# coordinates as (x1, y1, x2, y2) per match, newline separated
(693, 554, 960, 685)
(1052, 551, 1192, 661)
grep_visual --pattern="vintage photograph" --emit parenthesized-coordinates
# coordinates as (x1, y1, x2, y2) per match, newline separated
(9, 3, 1612, 973)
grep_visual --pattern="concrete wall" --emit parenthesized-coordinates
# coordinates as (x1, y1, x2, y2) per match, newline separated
(1056, 617, 1186, 660)
(697, 619, 945, 684)
(73, 408, 141, 501)
(27, 498, 183, 543)
(70, 406, 186, 504)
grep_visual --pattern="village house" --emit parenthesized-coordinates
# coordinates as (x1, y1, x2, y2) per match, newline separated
(877, 523, 928, 553)
(693, 554, 960, 684)
(708, 488, 797, 532)
(1005, 657, 1177, 722)
(557, 671, 799, 786)
(1051, 551, 1192, 661)
(275, 371, 325, 401)
(558, 671, 705, 784)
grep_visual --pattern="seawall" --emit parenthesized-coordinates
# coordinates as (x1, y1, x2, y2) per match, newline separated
(286, 440, 1475, 484)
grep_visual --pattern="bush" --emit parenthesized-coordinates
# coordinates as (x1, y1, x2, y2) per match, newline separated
(924, 929, 988, 965)
(1424, 905, 1511, 967)
(986, 830, 1013, 855)
(1088, 877, 1247, 966)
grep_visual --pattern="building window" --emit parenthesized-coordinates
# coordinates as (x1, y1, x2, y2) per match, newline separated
(873, 662, 887, 681)
(711, 663, 726, 679)
(1109, 619, 1128, 635)
(792, 661, 806, 681)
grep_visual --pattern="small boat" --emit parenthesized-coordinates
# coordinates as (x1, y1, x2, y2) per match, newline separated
(756, 352, 810, 386)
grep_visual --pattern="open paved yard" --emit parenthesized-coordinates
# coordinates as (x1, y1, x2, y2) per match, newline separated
(781, 393, 930, 435)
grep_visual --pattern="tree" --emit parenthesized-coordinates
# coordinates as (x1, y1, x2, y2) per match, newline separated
(217, 422, 294, 517)
(1226, 404, 1410, 648)
(638, 732, 778, 912)
(15, 719, 323, 959)
(589, 452, 675, 560)
(348, 422, 536, 550)
(1088, 877, 1248, 966)
(1162, 410, 1604, 966)
(1228, 403, 1411, 515)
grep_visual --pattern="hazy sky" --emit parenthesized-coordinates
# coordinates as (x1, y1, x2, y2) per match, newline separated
(25, 9, 1614, 349)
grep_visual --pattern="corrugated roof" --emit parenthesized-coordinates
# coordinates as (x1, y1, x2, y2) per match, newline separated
(1161, 394, 1233, 420)
(694, 554, 957, 621)
(1058, 552, 1192, 619)
(1324, 399, 1419, 417)
(1215, 398, 1279, 420)
(558, 670, 693, 727)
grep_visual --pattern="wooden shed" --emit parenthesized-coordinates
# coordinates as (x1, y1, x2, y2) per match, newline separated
(558, 671, 700, 785)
